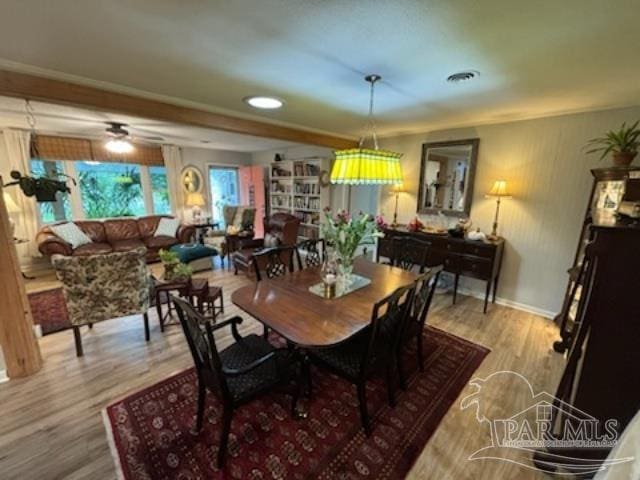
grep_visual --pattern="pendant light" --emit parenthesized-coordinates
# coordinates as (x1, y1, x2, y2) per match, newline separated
(331, 75, 403, 185)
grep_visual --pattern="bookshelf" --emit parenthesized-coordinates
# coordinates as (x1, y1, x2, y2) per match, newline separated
(268, 157, 331, 240)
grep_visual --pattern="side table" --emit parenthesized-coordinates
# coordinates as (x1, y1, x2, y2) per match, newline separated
(153, 277, 210, 330)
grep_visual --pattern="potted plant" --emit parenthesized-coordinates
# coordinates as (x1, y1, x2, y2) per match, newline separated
(586, 121, 640, 167)
(159, 249, 192, 282)
(3, 169, 75, 202)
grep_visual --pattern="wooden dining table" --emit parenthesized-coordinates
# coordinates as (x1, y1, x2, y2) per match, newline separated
(231, 258, 419, 348)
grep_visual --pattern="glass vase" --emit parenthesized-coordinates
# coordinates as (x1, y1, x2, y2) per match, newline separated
(337, 254, 354, 286)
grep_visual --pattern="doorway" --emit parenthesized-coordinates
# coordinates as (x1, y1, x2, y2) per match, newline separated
(209, 166, 239, 226)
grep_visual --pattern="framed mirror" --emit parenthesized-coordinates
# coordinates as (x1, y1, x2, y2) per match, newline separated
(417, 138, 479, 217)
(181, 166, 203, 193)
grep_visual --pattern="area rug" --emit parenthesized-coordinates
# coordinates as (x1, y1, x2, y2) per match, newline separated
(27, 288, 71, 335)
(103, 327, 489, 479)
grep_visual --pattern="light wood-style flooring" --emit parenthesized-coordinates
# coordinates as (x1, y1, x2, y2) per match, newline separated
(0, 261, 565, 479)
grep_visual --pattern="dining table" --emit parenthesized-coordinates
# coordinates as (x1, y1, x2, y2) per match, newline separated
(231, 257, 419, 348)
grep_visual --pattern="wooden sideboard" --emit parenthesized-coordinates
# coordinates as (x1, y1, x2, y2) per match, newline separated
(377, 228, 504, 313)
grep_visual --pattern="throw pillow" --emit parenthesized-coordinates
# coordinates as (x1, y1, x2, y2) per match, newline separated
(155, 217, 180, 237)
(50, 222, 92, 249)
(263, 233, 281, 248)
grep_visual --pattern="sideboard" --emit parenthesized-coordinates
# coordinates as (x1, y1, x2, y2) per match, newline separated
(377, 228, 505, 313)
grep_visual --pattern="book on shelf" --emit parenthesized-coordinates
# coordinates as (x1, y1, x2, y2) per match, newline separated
(294, 182, 320, 195)
(293, 197, 320, 210)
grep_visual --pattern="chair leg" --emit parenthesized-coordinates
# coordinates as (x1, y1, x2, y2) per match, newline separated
(416, 333, 425, 372)
(386, 362, 397, 407)
(396, 351, 408, 391)
(196, 379, 206, 431)
(263, 325, 269, 339)
(220, 293, 224, 313)
(357, 383, 371, 436)
(217, 408, 233, 468)
(88, 322, 93, 329)
(143, 312, 150, 342)
(156, 292, 165, 333)
(73, 326, 83, 357)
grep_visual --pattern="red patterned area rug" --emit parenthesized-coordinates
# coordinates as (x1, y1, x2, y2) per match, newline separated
(103, 327, 489, 479)
(28, 288, 71, 335)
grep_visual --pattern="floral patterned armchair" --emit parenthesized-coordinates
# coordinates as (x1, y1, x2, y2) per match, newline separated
(52, 247, 152, 356)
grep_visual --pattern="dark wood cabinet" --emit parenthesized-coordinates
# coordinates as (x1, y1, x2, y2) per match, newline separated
(377, 228, 504, 313)
(536, 221, 640, 474)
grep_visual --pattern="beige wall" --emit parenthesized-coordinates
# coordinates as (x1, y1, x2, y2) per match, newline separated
(378, 105, 640, 317)
(180, 146, 251, 218)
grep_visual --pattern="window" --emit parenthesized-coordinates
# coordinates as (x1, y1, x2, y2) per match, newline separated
(149, 166, 171, 215)
(209, 167, 239, 226)
(76, 162, 146, 218)
(30, 159, 72, 223)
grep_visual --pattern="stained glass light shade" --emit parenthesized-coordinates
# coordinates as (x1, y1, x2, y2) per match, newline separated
(330, 148, 403, 185)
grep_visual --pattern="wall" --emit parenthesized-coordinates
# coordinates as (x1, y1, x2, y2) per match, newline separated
(175, 146, 251, 220)
(378, 105, 640, 317)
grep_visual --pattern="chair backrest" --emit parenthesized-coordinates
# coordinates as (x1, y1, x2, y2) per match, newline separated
(252, 245, 301, 281)
(359, 283, 416, 377)
(297, 238, 326, 269)
(172, 296, 231, 402)
(52, 247, 150, 326)
(391, 236, 431, 273)
(412, 265, 443, 326)
(263, 213, 300, 246)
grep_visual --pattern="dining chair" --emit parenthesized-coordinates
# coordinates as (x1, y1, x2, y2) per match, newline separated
(172, 296, 299, 468)
(251, 245, 301, 281)
(307, 283, 416, 436)
(297, 238, 326, 269)
(396, 266, 443, 389)
(391, 236, 431, 273)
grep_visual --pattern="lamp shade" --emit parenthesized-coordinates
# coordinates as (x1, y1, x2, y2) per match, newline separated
(330, 148, 403, 185)
(185, 192, 205, 206)
(487, 180, 511, 198)
(3, 192, 21, 213)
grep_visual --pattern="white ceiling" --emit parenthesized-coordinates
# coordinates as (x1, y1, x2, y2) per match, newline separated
(0, 0, 639, 138)
(0, 96, 301, 152)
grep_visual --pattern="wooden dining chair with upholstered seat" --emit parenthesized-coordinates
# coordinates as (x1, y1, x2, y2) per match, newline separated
(297, 238, 326, 269)
(307, 283, 416, 436)
(396, 266, 443, 388)
(172, 296, 299, 468)
(390, 236, 431, 273)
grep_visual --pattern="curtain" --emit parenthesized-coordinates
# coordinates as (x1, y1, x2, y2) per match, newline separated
(2, 129, 40, 257)
(161, 145, 185, 220)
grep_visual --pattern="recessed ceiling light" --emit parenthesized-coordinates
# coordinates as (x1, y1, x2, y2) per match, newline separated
(447, 70, 480, 83)
(243, 96, 284, 109)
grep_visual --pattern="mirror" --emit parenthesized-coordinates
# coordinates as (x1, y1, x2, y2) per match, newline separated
(417, 138, 479, 217)
(181, 166, 203, 193)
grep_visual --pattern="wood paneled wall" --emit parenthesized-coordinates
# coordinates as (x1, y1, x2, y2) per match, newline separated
(378, 105, 640, 316)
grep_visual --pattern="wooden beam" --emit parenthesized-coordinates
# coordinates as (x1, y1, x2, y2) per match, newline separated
(0, 69, 356, 150)
(0, 182, 42, 378)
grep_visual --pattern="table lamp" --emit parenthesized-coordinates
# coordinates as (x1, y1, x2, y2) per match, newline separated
(389, 183, 405, 228)
(186, 192, 205, 222)
(486, 180, 512, 239)
(3, 191, 21, 237)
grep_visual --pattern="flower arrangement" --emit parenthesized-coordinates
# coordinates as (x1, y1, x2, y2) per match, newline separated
(321, 209, 383, 281)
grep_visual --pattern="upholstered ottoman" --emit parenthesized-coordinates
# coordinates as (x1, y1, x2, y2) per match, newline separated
(170, 243, 219, 272)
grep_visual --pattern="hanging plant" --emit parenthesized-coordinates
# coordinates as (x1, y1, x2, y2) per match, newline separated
(3, 170, 76, 203)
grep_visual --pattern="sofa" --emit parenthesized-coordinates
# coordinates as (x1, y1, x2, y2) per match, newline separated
(36, 215, 196, 262)
(231, 212, 301, 276)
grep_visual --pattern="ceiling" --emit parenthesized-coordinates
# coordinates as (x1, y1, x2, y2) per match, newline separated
(0, 0, 639, 138)
(0, 96, 301, 152)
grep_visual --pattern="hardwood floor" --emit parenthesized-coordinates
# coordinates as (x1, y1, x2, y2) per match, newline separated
(0, 261, 565, 479)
